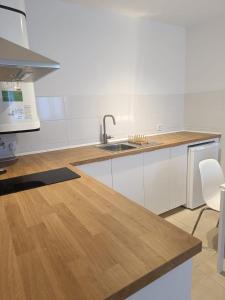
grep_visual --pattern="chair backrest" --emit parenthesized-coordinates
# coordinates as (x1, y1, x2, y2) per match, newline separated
(199, 159, 225, 205)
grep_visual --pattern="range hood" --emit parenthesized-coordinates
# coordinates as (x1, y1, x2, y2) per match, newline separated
(0, 37, 60, 82)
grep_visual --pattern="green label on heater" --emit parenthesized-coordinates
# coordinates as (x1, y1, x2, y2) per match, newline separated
(2, 90, 23, 102)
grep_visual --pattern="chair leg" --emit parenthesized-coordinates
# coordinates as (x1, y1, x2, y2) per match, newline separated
(192, 207, 212, 235)
(216, 218, 220, 228)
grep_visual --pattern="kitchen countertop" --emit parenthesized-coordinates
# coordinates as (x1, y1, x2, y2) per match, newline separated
(63, 131, 221, 167)
(71, 131, 220, 166)
(5, 131, 221, 178)
(0, 131, 214, 299)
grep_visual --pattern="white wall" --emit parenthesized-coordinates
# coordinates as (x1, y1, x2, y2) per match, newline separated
(135, 19, 186, 95)
(184, 17, 225, 168)
(14, 0, 185, 154)
(186, 17, 225, 93)
(132, 18, 185, 135)
(25, 0, 138, 96)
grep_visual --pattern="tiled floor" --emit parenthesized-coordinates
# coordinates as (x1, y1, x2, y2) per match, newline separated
(164, 207, 225, 300)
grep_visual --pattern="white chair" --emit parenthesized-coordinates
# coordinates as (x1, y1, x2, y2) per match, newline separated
(192, 159, 225, 235)
(217, 184, 225, 273)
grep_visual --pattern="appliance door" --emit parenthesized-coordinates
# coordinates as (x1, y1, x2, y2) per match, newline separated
(187, 141, 220, 209)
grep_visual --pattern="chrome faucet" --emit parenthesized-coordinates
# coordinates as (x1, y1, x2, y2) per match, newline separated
(102, 114, 116, 144)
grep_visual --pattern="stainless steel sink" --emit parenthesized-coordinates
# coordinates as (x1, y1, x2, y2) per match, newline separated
(99, 143, 137, 152)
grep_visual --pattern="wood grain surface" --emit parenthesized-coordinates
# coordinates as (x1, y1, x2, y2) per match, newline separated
(0, 131, 209, 299)
(71, 131, 221, 166)
(5, 131, 220, 178)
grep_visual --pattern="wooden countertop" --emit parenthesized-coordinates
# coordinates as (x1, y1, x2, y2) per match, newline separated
(70, 131, 221, 166)
(6, 131, 221, 178)
(0, 131, 212, 300)
(70, 131, 219, 166)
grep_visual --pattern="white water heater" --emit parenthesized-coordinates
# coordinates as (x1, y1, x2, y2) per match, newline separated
(0, 0, 39, 133)
(0, 0, 59, 133)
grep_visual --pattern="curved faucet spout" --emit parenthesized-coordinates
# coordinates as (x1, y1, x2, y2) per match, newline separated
(102, 114, 116, 144)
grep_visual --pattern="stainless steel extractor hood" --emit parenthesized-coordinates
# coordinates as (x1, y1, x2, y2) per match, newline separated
(0, 37, 60, 82)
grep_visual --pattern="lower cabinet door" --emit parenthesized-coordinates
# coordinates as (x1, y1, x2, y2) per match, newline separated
(77, 145, 188, 214)
(170, 145, 187, 209)
(77, 160, 113, 188)
(144, 149, 170, 214)
(112, 154, 145, 206)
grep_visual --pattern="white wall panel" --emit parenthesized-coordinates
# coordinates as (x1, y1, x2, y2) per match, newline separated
(12, 0, 186, 154)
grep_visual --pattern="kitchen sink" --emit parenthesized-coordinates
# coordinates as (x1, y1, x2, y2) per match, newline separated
(99, 143, 137, 152)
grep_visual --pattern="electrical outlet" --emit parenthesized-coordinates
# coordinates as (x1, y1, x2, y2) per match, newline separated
(156, 124, 163, 131)
(0, 134, 16, 157)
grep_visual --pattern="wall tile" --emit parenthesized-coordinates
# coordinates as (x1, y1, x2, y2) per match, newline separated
(16, 120, 68, 154)
(36, 97, 65, 121)
(65, 95, 102, 119)
(131, 94, 184, 134)
(13, 93, 184, 154)
(184, 90, 225, 169)
(67, 117, 100, 145)
(64, 95, 132, 119)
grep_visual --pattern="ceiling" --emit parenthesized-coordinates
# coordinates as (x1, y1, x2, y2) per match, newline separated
(62, 0, 225, 27)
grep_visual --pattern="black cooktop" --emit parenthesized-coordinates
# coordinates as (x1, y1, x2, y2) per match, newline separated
(0, 167, 80, 196)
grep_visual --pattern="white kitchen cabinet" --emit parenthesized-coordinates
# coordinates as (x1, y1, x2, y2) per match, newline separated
(144, 149, 171, 214)
(77, 160, 113, 188)
(170, 145, 187, 209)
(77, 144, 188, 214)
(112, 154, 145, 206)
(144, 146, 188, 215)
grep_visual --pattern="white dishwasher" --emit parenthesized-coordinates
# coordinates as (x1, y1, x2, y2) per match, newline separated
(186, 140, 220, 209)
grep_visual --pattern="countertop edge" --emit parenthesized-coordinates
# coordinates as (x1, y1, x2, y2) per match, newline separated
(106, 241, 202, 300)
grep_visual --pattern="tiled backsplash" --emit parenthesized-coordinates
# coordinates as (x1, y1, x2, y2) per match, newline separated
(14, 94, 184, 155)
